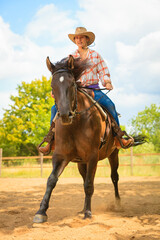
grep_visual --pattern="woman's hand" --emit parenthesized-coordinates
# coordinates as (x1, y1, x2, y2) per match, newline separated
(51, 91, 54, 98)
(105, 82, 113, 90)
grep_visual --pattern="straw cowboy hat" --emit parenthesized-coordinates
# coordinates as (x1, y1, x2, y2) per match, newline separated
(68, 27, 95, 46)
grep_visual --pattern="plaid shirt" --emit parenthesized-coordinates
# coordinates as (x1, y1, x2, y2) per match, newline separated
(72, 49, 112, 87)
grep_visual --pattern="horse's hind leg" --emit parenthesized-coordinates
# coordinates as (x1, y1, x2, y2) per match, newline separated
(108, 149, 120, 202)
(33, 155, 68, 223)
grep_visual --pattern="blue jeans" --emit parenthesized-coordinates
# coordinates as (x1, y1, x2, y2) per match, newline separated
(93, 90, 119, 126)
(50, 90, 119, 126)
(50, 105, 57, 125)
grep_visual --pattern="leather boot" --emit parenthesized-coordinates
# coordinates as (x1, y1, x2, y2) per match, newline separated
(114, 137, 133, 149)
(111, 120, 134, 149)
(38, 121, 55, 155)
(39, 142, 55, 154)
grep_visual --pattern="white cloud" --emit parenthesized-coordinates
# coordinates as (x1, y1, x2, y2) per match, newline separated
(0, 91, 16, 119)
(0, 16, 51, 82)
(109, 89, 160, 125)
(78, 0, 160, 38)
(116, 31, 160, 64)
(115, 31, 160, 93)
(0, 3, 79, 85)
(76, 0, 160, 96)
(0, 8, 75, 86)
(25, 4, 76, 44)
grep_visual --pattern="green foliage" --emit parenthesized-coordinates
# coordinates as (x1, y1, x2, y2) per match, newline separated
(130, 104, 160, 152)
(0, 76, 54, 156)
(132, 142, 156, 154)
(0, 78, 159, 157)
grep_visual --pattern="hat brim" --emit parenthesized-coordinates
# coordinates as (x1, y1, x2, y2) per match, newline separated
(68, 31, 95, 46)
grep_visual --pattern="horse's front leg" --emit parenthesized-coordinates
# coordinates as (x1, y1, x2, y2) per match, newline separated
(84, 152, 98, 219)
(77, 163, 87, 213)
(33, 155, 68, 223)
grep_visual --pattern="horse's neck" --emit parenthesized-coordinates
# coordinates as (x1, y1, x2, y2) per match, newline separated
(77, 91, 91, 110)
(77, 90, 107, 121)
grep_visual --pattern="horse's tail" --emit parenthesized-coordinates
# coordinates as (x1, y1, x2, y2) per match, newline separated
(126, 133, 148, 147)
(132, 134, 148, 147)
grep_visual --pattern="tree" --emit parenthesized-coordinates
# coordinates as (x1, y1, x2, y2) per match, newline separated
(0, 76, 54, 156)
(131, 104, 160, 152)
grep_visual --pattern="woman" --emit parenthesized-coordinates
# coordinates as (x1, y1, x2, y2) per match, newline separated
(39, 27, 132, 154)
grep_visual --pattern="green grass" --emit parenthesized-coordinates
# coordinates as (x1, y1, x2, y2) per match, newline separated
(1, 156, 160, 178)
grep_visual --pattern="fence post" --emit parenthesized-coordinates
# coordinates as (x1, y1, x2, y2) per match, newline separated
(0, 148, 2, 177)
(130, 147, 133, 176)
(40, 153, 43, 177)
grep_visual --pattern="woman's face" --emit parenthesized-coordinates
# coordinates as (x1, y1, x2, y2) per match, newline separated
(74, 35, 89, 48)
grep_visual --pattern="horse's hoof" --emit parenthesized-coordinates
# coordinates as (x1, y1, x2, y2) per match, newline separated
(84, 210, 92, 219)
(78, 209, 85, 214)
(115, 197, 121, 208)
(115, 198, 123, 212)
(33, 214, 48, 223)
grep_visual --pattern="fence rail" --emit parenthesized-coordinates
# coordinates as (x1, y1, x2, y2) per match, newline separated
(0, 148, 160, 177)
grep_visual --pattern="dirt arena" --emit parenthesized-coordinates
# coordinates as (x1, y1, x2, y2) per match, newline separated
(0, 177, 160, 240)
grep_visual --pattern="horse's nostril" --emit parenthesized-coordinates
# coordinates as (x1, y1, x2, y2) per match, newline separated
(69, 111, 74, 118)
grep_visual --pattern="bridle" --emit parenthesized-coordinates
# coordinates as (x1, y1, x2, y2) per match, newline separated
(52, 68, 110, 118)
(52, 69, 78, 119)
(52, 68, 73, 77)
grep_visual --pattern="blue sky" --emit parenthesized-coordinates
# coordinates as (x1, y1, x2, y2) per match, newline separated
(0, 0, 160, 127)
(0, 0, 79, 34)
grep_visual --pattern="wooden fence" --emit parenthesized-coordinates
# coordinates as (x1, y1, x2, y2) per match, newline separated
(0, 148, 160, 177)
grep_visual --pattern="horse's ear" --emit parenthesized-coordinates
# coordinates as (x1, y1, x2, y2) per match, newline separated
(46, 57, 55, 73)
(68, 55, 74, 70)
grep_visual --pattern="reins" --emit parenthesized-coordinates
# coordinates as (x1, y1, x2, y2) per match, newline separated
(75, 87, 111, 115)
(79, 86, 108, 91)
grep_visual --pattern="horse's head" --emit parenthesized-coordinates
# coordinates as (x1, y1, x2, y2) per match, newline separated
(46, 55, 77, 125)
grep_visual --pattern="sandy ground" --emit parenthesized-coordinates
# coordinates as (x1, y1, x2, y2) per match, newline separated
(0, 177, 160, 240)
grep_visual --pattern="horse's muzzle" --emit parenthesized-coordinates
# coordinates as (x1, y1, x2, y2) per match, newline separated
(59, 112, 74, 125)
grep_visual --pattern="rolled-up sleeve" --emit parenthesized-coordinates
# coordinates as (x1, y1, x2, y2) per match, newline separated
(97, 53, 112, 87)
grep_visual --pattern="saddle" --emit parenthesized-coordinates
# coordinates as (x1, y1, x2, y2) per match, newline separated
(80, 88, 134, 149)
(79, 88, 112, 148)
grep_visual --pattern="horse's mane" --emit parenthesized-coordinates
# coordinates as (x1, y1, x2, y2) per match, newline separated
(54, 57, 91, 81)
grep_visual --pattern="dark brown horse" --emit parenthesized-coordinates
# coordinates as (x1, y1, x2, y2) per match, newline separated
(33, 55, 145, 223)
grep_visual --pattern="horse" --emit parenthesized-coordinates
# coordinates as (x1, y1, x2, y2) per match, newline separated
(33, 55, 146, 223)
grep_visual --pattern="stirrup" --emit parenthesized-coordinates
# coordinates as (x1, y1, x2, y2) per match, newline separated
(38, 139, 54, 155)
(38, 125, 55, 147)
(38, 138, 47, 149)
(38, 129, 55, 154)
(116, 131, 134, 149)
